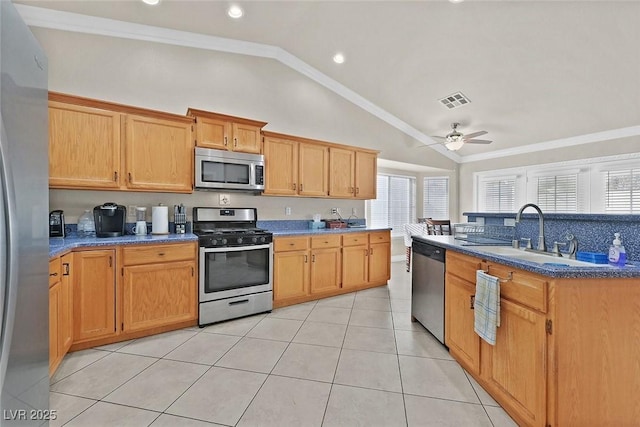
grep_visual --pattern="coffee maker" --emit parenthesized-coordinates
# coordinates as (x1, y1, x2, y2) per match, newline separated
(93, 203, 126, 237)
(49, 210, 65, 237)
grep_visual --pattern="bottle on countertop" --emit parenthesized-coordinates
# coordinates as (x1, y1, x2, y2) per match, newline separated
(608, 232, 626, 267)
(77, 209, 96, 237)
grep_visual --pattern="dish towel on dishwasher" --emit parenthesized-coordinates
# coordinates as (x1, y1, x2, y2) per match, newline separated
(474, 270, 500, 345)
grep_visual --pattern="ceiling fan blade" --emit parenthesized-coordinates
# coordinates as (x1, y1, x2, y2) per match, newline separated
(463, 130, 488, 140)
(430, 136, 447, 141)
(466, 139, 493, 144)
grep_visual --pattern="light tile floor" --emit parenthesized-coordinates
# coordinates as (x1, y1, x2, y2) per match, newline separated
(50, 262, 518, 427)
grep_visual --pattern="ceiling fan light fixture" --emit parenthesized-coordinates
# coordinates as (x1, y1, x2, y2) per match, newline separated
(445, 138, 465, 151)
(227, 5, 244, 19)
(333, 53, 345, 64)
(141, 0, 160, 5)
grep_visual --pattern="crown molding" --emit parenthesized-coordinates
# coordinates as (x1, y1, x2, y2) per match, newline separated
(460, 125, 640, 164)
(16, 4, 461, 163)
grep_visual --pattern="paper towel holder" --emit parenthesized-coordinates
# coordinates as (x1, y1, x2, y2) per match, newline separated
(151, 203, 170, 235)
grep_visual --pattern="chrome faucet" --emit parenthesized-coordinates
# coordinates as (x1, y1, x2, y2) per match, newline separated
(515, 203, 546, 252)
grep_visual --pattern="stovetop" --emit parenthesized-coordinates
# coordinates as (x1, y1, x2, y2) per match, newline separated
(192, 207, 272, 248)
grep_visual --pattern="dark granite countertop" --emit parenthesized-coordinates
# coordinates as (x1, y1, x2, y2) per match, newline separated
(413, 235, 640, 279)
(49, 233, 198, 258)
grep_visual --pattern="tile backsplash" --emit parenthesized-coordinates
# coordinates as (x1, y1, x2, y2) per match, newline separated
(464, 213, 640, 261)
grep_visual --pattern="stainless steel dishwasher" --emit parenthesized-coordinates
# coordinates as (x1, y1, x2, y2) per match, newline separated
(411, 239, 446, 345)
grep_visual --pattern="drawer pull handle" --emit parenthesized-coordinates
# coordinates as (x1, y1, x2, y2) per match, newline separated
(158, 252, 165, 256)
(229, 299, 249, 306)
(470, 295, 475, 309)
(49, 272, 58, 277)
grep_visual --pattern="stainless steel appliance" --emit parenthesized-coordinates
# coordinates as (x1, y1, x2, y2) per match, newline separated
(195, 147, 265, 192)
(49, 210, 65, 237)
(93, 203, 126, 237)
(411, 239, 447, 345)
(194, 207, 273, 326)
(1, 0, 50, 420)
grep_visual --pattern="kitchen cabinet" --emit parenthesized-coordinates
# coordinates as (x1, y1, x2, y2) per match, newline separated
(263, 132, 329, 197)
(59, 254, 74, 359)
(329, 148, 377, 199)
(72, 249, 116, 343)
(342, 231, 390, 289)
(187, 108, 267, 154)
(273, 231, 390, 308)
(48, 92, 194, 193)
(121, 243, 197, 333)
(49, 254, 74, 376)
(444, 250, 640, 427)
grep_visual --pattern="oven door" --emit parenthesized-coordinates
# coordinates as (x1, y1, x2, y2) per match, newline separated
(199, 243, 273, 302)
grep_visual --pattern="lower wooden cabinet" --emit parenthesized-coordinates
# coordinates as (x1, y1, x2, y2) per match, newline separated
(274, 231, 390, 307)
(66, 242, 198, 352)
(444, 272, 480, 374)
(73, 249, 117, 343)
(49, 254, 73, 375)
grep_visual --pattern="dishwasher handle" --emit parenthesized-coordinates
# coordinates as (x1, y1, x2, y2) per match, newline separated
(412, 240, 446, 262)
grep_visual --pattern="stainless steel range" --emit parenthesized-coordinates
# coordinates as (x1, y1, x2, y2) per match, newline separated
(194, 207, 273, 326)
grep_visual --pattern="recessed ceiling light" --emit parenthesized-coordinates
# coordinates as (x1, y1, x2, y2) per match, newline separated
(228, 5, 244, 19)
(141, 0, 160, 5)
(333, 53, 345, 64)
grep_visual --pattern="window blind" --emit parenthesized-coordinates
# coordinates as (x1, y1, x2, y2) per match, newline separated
(368, 174, 416, 235)
(423, 177, 449, 219)
(537, 174, 578, 213)
(480, 179, 515, 212)
(604, 168, 640, 213)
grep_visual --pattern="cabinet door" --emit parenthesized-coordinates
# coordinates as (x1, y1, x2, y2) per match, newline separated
(49, 282, 60, 376)
(368, 241, 390, 283)
(263, 137, 298, 195)
(273, 251, 309, 302)
(354, 151, 377, 199)
(483, 298, 546, 427)
(299, 143, 329, 197)
(445, 273, 480, 373)
(342, 245, 368, 289)
(60, 254, 74, 355)
(73, 250, 116, 342)
(195, 116, 229, 150)
(125, 115, 193, 193)
(329, 147, 355, 197)
(310, 248, 341, 294)
(232, 122, 262, 154)
(49, 101, 121, 189)
(122, 261, 197, 333)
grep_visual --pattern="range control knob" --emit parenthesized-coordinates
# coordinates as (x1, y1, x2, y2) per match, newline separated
(221, 238, 228, 245)
(237, 237, 243, 244)
(251, 237, 258, 243)
(259, 236, 266, 243)
(211, 239, 218, 246)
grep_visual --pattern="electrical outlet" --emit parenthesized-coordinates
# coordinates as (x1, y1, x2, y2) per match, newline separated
(331, 207, 338, 215)
(219, 194, 230, 206)
(285, 207, 292, 216)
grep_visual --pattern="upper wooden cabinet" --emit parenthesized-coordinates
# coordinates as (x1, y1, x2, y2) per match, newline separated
(329, 148, 377, 199)
(263, 132, 330, 197)
(187, 109, 267, 154)
(48, 92, 194, 193)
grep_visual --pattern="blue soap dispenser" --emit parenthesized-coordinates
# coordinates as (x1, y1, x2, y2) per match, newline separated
(608, 233, 627, 266)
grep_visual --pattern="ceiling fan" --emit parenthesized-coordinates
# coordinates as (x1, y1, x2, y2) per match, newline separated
(431, 122, 492, 151)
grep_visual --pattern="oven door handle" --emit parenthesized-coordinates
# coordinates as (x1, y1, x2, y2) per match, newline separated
(200, 243, 272, 254)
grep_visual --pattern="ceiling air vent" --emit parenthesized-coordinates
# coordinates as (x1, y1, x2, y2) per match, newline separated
(438, 92, 471, 109)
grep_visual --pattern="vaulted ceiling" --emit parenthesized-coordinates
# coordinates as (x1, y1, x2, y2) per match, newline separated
(15, 0, 640, 164)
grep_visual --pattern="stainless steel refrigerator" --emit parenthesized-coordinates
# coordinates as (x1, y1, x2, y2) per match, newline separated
(1, 0, 49, 424)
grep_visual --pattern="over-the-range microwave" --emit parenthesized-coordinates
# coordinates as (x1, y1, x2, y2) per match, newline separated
(195, 147, 265, 192)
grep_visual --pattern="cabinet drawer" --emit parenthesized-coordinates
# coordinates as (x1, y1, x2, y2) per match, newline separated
(122, 243, 195, 266)
(488, 263, 547, 313)
(274, 236, 309, 252)
(369, 231, 390, 244)
(311, 235, 341, 249)
(49, 258, 61, 287)
(342, 233, 368, 247)
(446, 251, 483, 283)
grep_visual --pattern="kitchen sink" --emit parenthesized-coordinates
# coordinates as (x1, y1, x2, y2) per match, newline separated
(472, 246, 613, 267)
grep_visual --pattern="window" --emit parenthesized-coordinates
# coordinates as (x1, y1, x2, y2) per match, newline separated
(478, 177, 516, 212)
(369, 174, 416, 236)
(423, 177, 449, 219)
(603, 168, 640, 213)
(536, 173, 578, 212)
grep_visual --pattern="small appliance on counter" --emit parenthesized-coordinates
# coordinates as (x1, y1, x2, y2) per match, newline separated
(49, 210, 65, 237)
(93, 203, 126, 237)
(134, 206, 147, 235)
(174, 204, 187, 234)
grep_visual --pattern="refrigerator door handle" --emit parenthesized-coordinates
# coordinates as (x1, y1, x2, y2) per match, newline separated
(0, 116, 19, 390)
